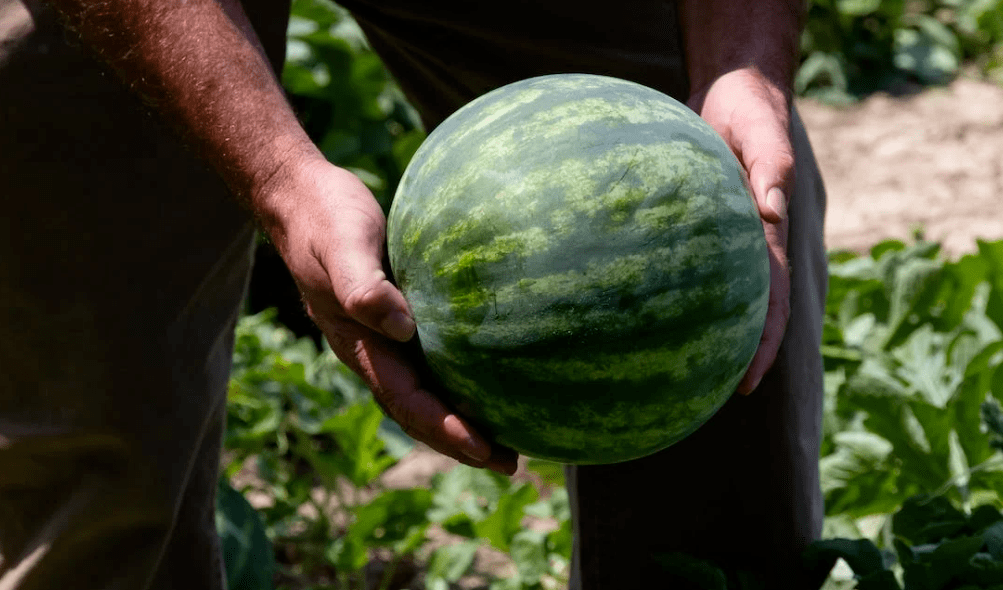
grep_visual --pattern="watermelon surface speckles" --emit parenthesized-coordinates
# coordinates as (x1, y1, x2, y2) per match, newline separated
(387, 74, 769, 464)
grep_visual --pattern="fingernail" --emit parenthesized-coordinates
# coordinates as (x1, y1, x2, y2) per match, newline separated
(738, 374, 761, 396)
(461, 434, 492, 463)
(381, 311, 416, 342)
(767, 187, 787, 222)
(444, 414, 492, 462)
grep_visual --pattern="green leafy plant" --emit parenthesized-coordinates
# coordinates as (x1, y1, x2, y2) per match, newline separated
(282, 0, 424, 213)
(820, 239, 1003, 523)
(217, 478, 278, 590)
(806, 239, 1003, 588)
(424, 465, 572, 590)
(222, 311, 573, 589)
(224, 310, 417, 588)
(797, 0, 1003, 101)
(807, 439, 1003, 589)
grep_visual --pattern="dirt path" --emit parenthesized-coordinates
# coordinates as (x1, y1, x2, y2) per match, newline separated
(799, 74, 1003, 257)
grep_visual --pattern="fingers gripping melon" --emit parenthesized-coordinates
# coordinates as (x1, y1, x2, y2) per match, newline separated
(387, 74, 769, 464)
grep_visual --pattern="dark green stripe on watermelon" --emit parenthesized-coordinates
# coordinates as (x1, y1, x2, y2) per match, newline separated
(387, 74, 769, 464)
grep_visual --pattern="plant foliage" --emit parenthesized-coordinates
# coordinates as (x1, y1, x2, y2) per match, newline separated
(798, 0, 1003, 101)
(808, 239, 1003, 589)
(281, 0, 424, 213)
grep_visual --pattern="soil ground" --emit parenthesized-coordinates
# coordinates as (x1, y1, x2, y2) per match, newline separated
(800, 73, 1003, 257)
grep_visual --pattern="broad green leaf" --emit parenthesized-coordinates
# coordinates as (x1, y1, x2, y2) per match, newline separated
(325, 535, 368, 573)
(855, 570, 900, 590)
(902, 535, 986, 589)
(961, 551, 1003, 586)
(843, 357, 908, 402)
(795, 51, 849, 95)
(547, 517, 573, 563)
(348, 488, 432, 552)
(821, 432, 903, 517)
(893, 325, 954, 407)
(391, 129, 426, 172)
(980, 240, 1003, 333)
(428, 465, 510, 524)
(488, 576, 524, 590)
(949, 331, 987, 380)
(948, 429, 973, 493)
(825, 468, 904, 518)
(802, 538, 887, 578)
(894, 24, 960, 84)
(845, 388, 953, 494)
(425, 541, 479, 587)
(318, 399, 397, 487)
(509, 529, 550, 584)
(982, 519, 1003, 561)
(837, 0, 882, 16)
(216, 479, 275, 590)
(936, 254, 989, 330)
(844, 313, 878, 348)
(951, 348, 1003, 466)
(289, 0, 343, 30)
(883, 255, 943, 349)
(892, 495, 968, 545)
(475, 483, 539, 553)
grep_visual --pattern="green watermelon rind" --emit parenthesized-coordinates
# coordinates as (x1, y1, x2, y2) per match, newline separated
(387, 74, 769, 464)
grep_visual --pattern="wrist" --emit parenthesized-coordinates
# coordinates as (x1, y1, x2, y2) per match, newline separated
(250, 153, 377, 252)
(678, 1, 803, 99)
(687, 67, 791, 124)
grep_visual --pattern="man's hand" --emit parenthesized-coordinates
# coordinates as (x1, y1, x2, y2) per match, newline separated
(257, 158, 519, 475)
(688, 68, 794, 394)
(678, 0, 803, 394)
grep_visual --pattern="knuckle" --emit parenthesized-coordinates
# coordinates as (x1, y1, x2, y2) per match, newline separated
(378, 393, 420, 439)
(340, 281, 383, 319)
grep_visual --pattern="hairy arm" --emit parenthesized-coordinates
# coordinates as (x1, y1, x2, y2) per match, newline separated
(47, 0, 316, 211)
(679, 1, 803, 98)
(46, 0, 517, 474)
(677, 1, 806, 394)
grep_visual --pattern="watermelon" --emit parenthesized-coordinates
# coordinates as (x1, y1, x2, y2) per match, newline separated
(386, 74, 769, 464)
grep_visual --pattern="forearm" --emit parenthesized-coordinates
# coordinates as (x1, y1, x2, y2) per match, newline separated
(46, 0, 321, 217)
(677, 0, 805, 96)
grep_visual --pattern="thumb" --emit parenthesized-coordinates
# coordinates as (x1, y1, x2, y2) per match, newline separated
(295, 168, 416, 343)
(332, 259, 415, 343)
(738, 105, 795, 226)
(321, 210, 416, 343)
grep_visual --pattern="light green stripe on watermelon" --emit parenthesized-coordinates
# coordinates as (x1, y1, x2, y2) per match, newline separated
(434, 226, 550, 278)
(439, 230, 763, 313)
(419, 141, 729, 267)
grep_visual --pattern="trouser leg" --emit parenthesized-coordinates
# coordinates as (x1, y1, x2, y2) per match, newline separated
(0, 2, 255, 587)
(566, 107, 828, 589)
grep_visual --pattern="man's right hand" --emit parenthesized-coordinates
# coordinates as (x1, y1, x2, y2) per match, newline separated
(42, 0, 516, 475)
(256, 156, 519, 476)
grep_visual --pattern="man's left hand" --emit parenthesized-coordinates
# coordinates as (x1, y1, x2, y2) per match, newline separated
(688, 67, 794, 395)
